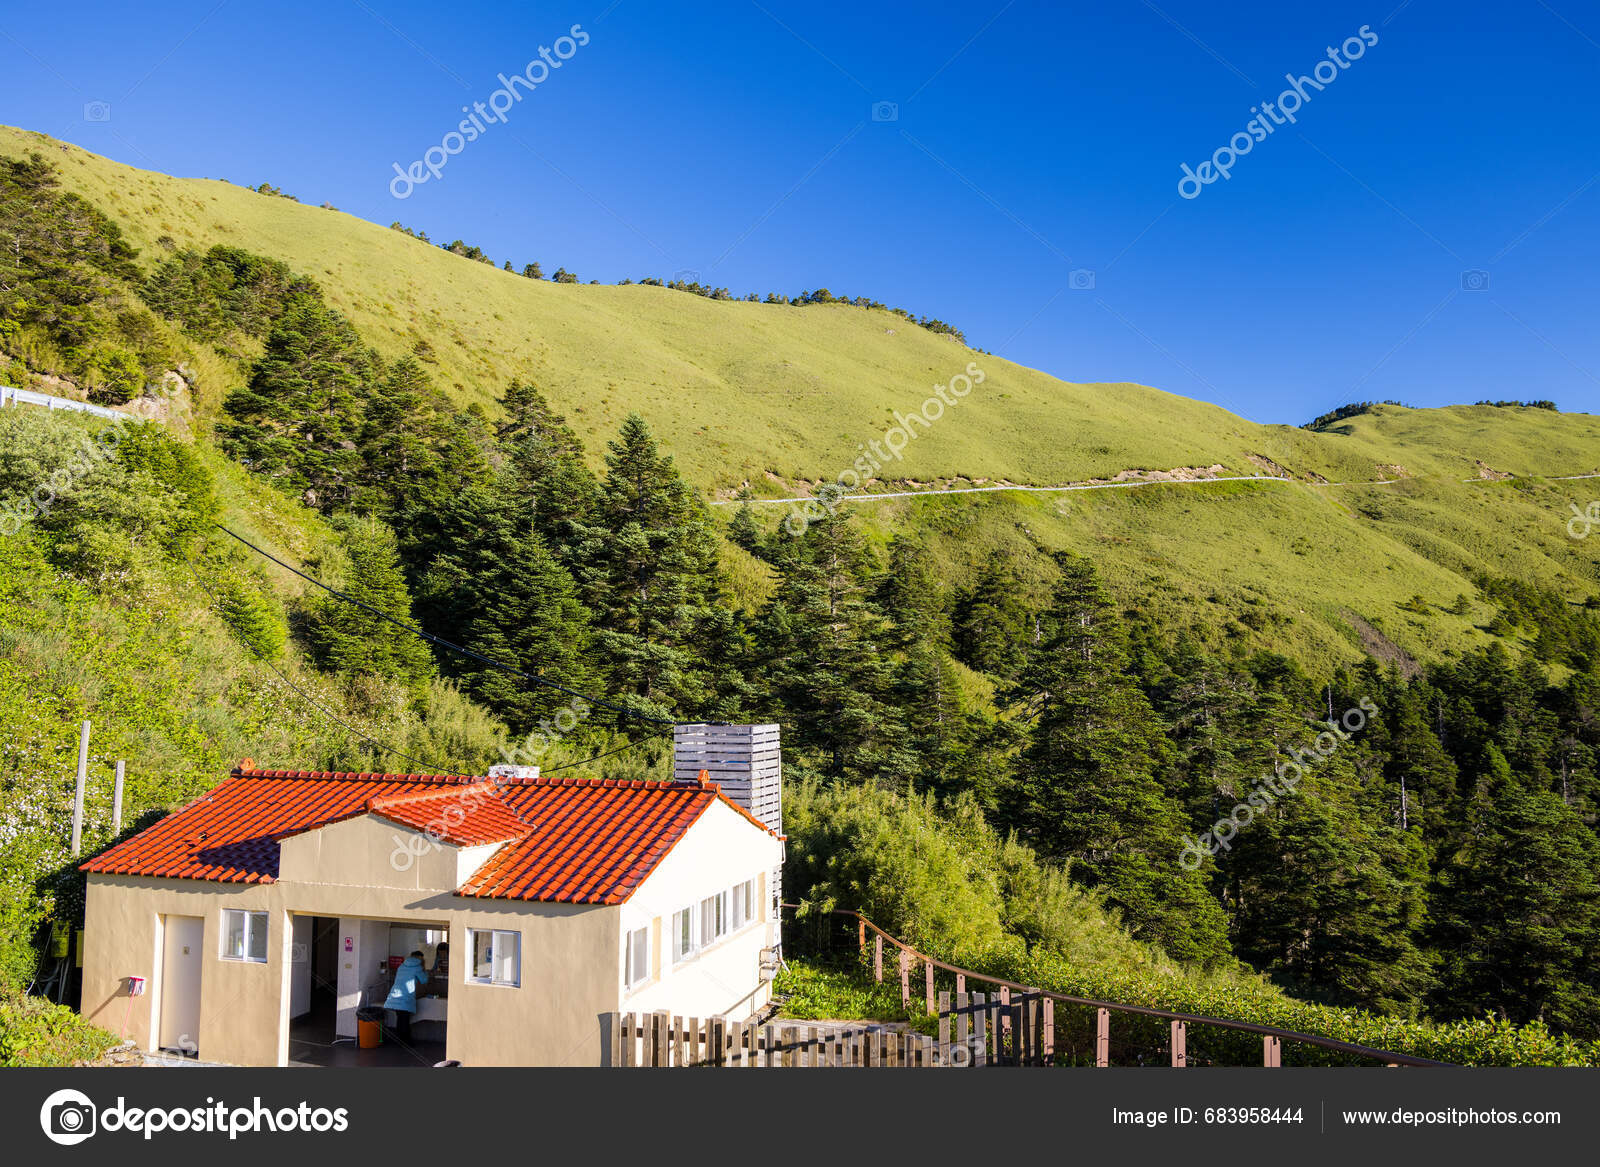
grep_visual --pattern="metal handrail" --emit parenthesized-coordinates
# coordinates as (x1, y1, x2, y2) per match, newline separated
(783, 905, 1452, 1068)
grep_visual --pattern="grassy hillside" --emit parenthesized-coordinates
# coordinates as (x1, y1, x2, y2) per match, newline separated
(5, 125, 1596, 676)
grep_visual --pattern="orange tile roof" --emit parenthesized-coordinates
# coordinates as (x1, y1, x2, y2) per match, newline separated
(80, 768, 778, 903)
(366, 786, 532, 847)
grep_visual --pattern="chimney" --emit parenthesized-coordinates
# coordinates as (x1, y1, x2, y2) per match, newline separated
(673, 724, 781, 832)
(487, 764, 540, 781)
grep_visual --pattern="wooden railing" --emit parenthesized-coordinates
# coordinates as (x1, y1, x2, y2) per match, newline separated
(789, 906, 1452, 1068)
(605, 1012, 942, 1066)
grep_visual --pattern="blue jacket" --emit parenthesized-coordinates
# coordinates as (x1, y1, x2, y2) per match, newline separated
(384, 957, 429, 1013)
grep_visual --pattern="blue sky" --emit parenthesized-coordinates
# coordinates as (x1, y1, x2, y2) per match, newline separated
(3, 0, 1598, 424)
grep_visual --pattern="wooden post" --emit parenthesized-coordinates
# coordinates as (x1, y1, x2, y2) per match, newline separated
(1095, 1007, 1110, 1067)
(858, 919, 867, 953)
(925, 958, 936, 1014)
(874, 935, 883, 982)
(955, 972, 965, 995)
(70, 720, 89, 856)
(972, 992, 987, 1068)
(898, 948, 911, 1007)
(1170, 1020, 1187, 1067)
(1017, 993, 1032, 1066)
(999, 985, 1012, 1057)
(112, 760, 124, 833)
(955, 993, 970, 1066)
(1264, 1035, 1281, 1067)
(1042, 997, 1055, 1065)
(938, 990, 951, 1064)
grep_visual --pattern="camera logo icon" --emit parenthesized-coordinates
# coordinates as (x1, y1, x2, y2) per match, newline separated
(871, 101, 899, 122)
(40, 1088, 97, 1146)
(1069, 268, 1097, 290)
(83, 101, 112, 123)
(672, 268, 701, 284)
(1461, 269, 1490, 291)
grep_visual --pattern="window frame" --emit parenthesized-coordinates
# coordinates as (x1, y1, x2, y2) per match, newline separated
(671, 906, 697, 964)
(465, 928, 521, 987)
(624, 925, 651, 990)
(732, 879, 755, 930)
(220, 910, 268, 963)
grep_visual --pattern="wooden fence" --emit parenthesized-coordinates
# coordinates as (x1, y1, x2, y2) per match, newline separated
(794, 907, 1452, 1069)
(606, 1012, 944, 1067)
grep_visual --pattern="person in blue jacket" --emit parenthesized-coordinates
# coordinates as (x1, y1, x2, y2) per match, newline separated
(384, 951, 429, 1040)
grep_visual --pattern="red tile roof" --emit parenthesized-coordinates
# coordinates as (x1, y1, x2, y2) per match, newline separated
(366, 786, 531, 847)
(80, 768, 778, 904)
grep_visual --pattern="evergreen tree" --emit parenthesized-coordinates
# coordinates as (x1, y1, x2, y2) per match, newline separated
(222, 296, 377, 509)
(415, 482, 592, 737)
(302, 515, 435, 685)
(754, 508, 908, 781)
(522, 261, 544, 279)
(1003, 553, 1228, 963)
(952, 553, 1032, 679)
(580, 413, 722, 718)
(1431, 779, 1600, 1032)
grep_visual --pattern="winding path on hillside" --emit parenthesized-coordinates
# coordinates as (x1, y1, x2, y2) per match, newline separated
(711, 469, 1600, 508)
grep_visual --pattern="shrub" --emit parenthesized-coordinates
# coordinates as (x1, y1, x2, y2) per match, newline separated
(0, 988, 120, 1067)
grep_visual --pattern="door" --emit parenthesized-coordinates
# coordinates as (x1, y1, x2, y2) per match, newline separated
(290, 915, 312, 1018)
(159, 915, 203, 1052)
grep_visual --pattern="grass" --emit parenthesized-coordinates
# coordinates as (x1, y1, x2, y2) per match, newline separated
(6, 125, 1598, 673)
(771, 958, 938, 1035)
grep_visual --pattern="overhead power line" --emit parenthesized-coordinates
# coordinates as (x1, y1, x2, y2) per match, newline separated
(213, 523, 675, 728)
(190, 555, 666, 780)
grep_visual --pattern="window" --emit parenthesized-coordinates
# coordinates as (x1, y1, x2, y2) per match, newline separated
(699, 891, 728, 947)
(672, 907, 695, 964)
(625, 926, 650, 989)
(732, 879, 755, 929)
(466, 929, 520, 986)
(221, 910, 267, 963)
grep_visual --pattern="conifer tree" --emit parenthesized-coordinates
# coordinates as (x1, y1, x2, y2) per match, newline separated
(1003, 552, 1228, 964)
(222, 296, 376, 509)
(581, 413, 721, 718)
(755, 508, 907, 781)
(303, 515, 435, 685)
(414, 482, 592, 736)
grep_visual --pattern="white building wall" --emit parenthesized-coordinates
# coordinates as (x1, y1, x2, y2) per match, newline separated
(618, 798, 783, 1021)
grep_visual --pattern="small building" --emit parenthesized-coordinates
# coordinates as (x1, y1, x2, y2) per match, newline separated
(78, 747, 784, 1066)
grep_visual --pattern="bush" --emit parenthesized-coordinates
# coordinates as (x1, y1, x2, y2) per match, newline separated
(0, 988, 120, 1066)
(782, 778, 1600, 1066)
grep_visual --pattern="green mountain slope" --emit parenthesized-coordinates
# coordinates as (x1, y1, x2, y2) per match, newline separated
(6, 126, 1598, 675)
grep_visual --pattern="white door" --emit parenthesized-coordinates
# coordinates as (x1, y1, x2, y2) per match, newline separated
(290, 915, 312, 1018)
(159, 915, 204, 1052)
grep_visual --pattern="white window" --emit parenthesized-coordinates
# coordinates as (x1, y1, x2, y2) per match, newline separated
(699, 890, 729, 946)
(625, 926, 650, 989)
(672, 907, 696, 964)
(221, 910, 268, 963)
(466, 929, 520, 986)
(732, 879, 755, 929)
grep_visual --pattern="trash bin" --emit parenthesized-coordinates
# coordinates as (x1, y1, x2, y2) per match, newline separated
(356, 1007, 383, 1049)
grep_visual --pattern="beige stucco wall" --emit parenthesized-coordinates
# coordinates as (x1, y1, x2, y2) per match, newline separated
(81, 798, 780, 1067)
(84, 812, 619, 1067)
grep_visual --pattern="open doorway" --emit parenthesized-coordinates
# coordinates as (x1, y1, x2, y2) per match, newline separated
(287, 916, 448, 1067)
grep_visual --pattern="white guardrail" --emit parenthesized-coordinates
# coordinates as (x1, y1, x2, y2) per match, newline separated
(0, 385, 127, 421)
